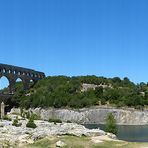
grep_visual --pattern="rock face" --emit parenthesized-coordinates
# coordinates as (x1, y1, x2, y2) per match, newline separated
(21, 107, 148, 125)
(81, 83, 110, 92)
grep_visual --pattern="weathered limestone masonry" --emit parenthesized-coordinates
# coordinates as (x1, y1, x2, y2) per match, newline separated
(18, 107, 148, 125)
(0, 63, 45, 93)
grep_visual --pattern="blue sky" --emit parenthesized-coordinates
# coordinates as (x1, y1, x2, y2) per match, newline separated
(0, 0, 148, 88)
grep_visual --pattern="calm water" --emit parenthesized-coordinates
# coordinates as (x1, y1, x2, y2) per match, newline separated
(84, 124, 148, 142)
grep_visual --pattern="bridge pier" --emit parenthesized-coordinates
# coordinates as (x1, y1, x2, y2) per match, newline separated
(23, 79, 31, 90)
(9, 79, 16, 94)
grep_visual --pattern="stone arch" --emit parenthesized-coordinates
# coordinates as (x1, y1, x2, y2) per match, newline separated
(15, 77, 24, 91)
(3, 69, 6, 73)
(0, 76, 10, 94)
(18, 71, 21, 75)
(8, 70, 11, 74)
(13, 70, 17, 74)
(15, 77, 24, 88)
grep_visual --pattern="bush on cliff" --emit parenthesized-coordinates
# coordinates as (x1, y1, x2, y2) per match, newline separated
(105, 113, 117, 135)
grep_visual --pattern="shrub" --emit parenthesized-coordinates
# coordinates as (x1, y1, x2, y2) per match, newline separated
(26, 121, 37, 128)
(12, 116, 22, 127)
(105, 113, 117, 135)
(116, 101, 125, 108)
(3, 115, 11, 121)
(26, 115, 37, 128)
(100, 98, 106, 105)
(134, 105, 144, 110)
(48, 118, 62, 123)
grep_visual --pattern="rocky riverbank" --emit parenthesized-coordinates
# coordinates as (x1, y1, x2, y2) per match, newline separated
(10, 107, 148, 125)
(0, 113, 116, 147)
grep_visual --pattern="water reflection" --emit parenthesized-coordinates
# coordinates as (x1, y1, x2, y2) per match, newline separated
(84, 124, 148, 142)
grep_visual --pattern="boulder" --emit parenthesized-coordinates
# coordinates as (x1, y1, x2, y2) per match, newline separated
(107, 133, 117, 139)
(56, 140, 66, 147)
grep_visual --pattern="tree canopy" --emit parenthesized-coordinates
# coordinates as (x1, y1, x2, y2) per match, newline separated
(2, 75, 147, 109)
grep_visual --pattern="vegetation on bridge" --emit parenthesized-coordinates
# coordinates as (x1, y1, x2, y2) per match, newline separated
(4, 75, 148, 109)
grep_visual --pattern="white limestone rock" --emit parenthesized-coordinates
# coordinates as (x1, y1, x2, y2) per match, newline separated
(56, 140, 66, 147)
(107, 133, 117, 139)
(10, 108, 21, 115)
(26, 107, 148, 125)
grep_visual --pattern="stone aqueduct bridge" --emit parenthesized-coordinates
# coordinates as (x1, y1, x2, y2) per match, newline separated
(0, 64, 45, 94)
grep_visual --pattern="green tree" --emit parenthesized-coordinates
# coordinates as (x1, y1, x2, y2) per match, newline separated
(7, 75, 148, 109)
(105, 113, 117, 135)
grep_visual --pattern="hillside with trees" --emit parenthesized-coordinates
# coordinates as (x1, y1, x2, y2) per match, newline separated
(7, 75, 148, 109)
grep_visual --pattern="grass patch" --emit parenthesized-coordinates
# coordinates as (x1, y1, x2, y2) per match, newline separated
(25, 136, 148, 148)
(25, 137, 56, 148)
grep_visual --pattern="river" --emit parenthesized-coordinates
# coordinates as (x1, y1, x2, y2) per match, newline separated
(84, 124, 148, 142)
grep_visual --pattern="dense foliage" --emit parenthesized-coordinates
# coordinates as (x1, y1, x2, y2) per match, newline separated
(6, 75, 148, 109)
(105, 113, 117, 134)
(26, 114, 37, 128)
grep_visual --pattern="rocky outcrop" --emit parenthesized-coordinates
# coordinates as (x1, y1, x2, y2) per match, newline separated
(11, 107, 148, 125)
(10, 107, 148, 125)
(0, 118, 109, 147)
(81, 83, 111, 92)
